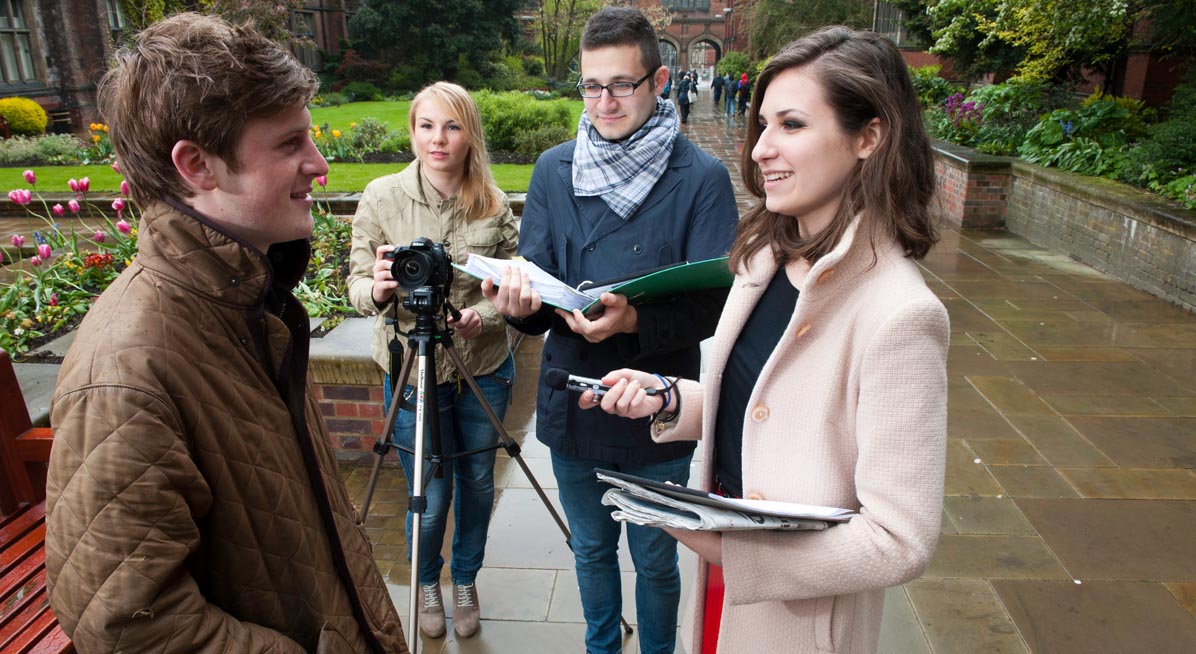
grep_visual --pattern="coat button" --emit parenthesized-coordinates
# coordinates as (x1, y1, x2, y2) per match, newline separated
(751, 404, 769, 422)
(747, 491, 765, 501)
(817, 268, 835, 284)
(586, 244, 596, 252)
(796, 323, 812, 337)
(229, 277, 240, 286)
(632, 244, 643, 254)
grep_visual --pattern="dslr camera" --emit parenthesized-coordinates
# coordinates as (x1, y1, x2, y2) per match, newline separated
(384, 237, 454, 316)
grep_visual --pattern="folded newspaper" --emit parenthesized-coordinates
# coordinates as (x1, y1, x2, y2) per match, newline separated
(596, 471, 855, 532)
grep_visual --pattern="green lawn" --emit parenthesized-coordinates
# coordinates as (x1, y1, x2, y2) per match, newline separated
(3, 162, 533, 194)
(4, 98, 584, 195)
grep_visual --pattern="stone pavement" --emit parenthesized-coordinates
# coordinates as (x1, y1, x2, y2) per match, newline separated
(341, 97, 1196, 653)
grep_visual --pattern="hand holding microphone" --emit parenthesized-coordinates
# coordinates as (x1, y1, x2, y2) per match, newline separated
(544, 367, 673, 419)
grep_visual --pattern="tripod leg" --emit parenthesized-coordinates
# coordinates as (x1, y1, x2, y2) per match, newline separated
(441, 345, 634, 635)
(358, 345, 418, 523)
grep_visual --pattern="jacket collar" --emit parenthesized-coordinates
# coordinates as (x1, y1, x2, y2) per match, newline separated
(397, 159, 455, 211)
(135, 197, 311, 308)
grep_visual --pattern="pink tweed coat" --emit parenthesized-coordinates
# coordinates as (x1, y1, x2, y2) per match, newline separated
(658, 219, 949, 654)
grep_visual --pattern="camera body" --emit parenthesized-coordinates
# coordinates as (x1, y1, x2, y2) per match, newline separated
(384, 237, 454, 317)
(385, 237, 453, 291)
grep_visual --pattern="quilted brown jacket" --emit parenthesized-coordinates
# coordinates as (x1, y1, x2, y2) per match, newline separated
(46, 200, 408, 654)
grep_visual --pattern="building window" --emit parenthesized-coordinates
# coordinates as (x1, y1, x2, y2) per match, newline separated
(0, 0, 37, 85)
(662, 0, 711, 12)
(873, 2, 919, 47)
(106, 0, 128, 44)
(291, 10, 319, 69)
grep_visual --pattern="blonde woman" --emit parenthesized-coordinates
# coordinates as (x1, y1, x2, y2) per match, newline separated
(347, 81, 517, 640)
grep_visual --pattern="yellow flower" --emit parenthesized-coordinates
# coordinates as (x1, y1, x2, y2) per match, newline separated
(101, 124, 109, 132)
(332, 130, 341, 139)
(350, 122, 357, 129)
(92, 134, 101, 143)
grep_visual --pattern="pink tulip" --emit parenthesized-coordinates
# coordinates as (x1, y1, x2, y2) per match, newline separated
(29, 255, 42, 267)
(52, 203, 65, 216)
(37, 243, 51, 260)
(94, 230, 106, 243)
(49, 292, 59, 307)
(68, 178, 79, 192)
(112, 198, 126, 213)
(22, 170, 35, 185)
(7, 189, 32, 205)
(111, 161, 121, 173)
(315, 175, 327, 187)
(116, 219, 132, 234)
(120, 180, 130, 196)
(78, 177, 90, 193)
(11, 234, 24, 248)
(67, 199, 80, 213)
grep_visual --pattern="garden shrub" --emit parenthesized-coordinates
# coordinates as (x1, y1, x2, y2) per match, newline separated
(473, 91, 572, 152)
(340, 81, 384, 102)
(1019, 94, 1147, 177)
(909, 65, 962, 108)
(348, 117, 393, 154)
(378, 131, 411, 155)
(0, 97, 49, 136)
(386, 64, 425, 93)
(311, 93, 349, 107)
(513, 125, 573, 157)
(0, 134, 83, 165)
(1119, 76, 1196, 206)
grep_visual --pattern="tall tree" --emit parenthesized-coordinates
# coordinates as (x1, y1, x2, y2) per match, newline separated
(199, 0, 308, 45)
(539, 0, 603, 82)
(350, 0, 523, 82)
(743, 0, 872, 61)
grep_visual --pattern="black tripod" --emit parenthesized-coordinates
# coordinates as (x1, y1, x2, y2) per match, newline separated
(356, 297, 632, 651)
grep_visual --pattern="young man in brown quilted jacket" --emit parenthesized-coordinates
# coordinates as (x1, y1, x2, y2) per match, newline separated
(43, 13, 408, 654)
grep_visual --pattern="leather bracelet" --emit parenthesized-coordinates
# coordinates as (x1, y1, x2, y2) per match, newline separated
(650, 376, 680, 425)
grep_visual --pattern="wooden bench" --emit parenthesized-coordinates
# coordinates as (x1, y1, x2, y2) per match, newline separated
(0, 348, 73, 654)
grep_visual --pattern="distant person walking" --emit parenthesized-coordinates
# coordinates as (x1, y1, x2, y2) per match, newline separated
(723, 72, 736, 118)
(737, 73, 751, 117)
(712, 72, 724, 107)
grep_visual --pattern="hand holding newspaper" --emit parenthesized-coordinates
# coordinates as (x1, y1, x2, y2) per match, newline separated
(596, 470, 856, 532)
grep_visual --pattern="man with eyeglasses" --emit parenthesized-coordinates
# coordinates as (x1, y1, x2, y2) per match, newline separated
(483, 7, 737, 654)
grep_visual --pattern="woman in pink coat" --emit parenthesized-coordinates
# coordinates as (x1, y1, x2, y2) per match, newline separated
(586, 27, 949, 654)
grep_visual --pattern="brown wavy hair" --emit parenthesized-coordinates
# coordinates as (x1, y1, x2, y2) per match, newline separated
(729, 27, 937, 272)
(408, 82, 504, 222)
(98, 13, 319, 204)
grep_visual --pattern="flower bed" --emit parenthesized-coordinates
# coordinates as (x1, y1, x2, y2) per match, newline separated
(1, 169, 354, 358)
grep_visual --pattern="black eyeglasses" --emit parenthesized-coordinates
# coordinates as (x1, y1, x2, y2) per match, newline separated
(576, 72, 653, 98)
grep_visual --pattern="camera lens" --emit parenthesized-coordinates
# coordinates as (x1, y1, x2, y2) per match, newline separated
(392, 250, 432, 290)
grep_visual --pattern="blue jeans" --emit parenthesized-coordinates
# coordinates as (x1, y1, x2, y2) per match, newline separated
(383, 352, 514, 585)
(551, 451, 692, 654)
(724, 92, 736, 117)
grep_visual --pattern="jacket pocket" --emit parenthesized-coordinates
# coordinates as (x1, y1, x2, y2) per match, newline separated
(815, 594, 837, 653)
(464, 225, 504, 257)
(316, 621, 359, 654)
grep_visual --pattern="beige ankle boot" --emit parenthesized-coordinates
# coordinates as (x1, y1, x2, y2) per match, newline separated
(453, 582, 480, 638)
(418, 583, 446, 638)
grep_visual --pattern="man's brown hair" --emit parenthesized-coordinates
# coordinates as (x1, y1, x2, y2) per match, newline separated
(98, 13, 319, 204)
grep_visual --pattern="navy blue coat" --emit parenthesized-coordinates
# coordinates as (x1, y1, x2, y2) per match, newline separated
(513, 133, 739, 464)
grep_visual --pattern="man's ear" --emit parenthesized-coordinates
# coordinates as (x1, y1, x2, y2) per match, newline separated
(171, 140, 220, 193)
(856, 117, 884, 160)
(653, 65, 669, 90)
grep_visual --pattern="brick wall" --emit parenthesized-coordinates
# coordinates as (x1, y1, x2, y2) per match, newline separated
(312, 383, 386, 454)
(932, 141, 1011, 230)
(1004, 162, 1196, 312)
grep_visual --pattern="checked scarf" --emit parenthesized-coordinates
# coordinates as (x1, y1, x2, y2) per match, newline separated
(572, 97, 679, 219)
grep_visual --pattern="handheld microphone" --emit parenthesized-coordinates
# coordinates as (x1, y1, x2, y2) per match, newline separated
(543, 367, 662, 398)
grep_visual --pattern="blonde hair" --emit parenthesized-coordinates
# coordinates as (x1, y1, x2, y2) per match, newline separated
(409, 82, 504, 222)
(98, 12, 318, 204)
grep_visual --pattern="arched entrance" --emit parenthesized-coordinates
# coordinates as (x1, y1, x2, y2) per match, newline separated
(688, 39, 722, 86)
(659, 39, 679, 78)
